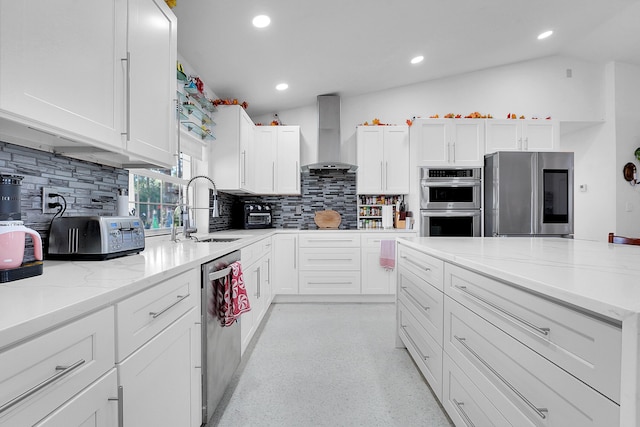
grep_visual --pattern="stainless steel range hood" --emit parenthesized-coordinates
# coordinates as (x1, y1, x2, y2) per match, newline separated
(301, 95, 358, 173)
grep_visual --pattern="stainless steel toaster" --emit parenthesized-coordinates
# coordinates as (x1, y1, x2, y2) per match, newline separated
(47, 216, 145, 260)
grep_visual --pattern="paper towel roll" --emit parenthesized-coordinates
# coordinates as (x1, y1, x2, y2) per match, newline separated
(382, 205, 394, 229)
(117, 195, 130, 216)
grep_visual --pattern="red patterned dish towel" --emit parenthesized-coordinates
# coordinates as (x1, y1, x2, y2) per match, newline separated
(216, 261, 251, 326)
(380, 239, 396, 270)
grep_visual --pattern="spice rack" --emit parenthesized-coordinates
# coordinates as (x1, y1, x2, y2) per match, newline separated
(357, 195, 404, 229)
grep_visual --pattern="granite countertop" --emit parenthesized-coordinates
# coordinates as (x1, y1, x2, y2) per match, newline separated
(398, 236, 640, 322)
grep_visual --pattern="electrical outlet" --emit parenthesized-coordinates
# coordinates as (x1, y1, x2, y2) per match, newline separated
(295, 205, 302, 215)
(42, 188, 59, 214)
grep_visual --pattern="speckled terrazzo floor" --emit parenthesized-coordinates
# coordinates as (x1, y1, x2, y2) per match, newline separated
(207, 303, 453, 427)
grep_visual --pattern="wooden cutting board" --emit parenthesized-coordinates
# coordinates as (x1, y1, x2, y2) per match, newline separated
(314, 210, 341, 229)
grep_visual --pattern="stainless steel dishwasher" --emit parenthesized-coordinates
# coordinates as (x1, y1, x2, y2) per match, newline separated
(201, 250, 241, 424)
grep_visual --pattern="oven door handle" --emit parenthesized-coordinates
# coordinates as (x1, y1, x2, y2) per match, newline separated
(421, 181, 481, 188)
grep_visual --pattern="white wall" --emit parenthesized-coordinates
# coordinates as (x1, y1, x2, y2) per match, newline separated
(251, 55, 640, 241)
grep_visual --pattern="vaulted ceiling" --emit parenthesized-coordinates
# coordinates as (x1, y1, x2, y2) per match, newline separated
(174, 0, 640, 117)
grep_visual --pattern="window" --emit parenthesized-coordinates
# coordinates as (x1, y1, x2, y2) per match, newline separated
(128, 156, 192, 234)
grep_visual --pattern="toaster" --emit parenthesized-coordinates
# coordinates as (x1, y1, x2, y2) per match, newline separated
(47, 216, 145, 260)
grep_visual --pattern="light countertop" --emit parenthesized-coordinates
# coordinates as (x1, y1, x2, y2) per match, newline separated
(398, 236, 640, 322)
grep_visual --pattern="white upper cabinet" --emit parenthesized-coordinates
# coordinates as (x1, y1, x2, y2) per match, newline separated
(210, 105, 255, 193)
(0, 0, 176, 168)
(356, 125, 409, 194)
(126, 0, 177, 167)
(485, 119, 558, 153)
(249, 125, 301, 195)
(412, 119, 484, 166)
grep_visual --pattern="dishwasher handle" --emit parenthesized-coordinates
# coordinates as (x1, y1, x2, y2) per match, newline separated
(208, 266, 232, 282)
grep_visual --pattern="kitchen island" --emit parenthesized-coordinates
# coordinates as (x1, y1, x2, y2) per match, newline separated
(396, 236, 640, 427)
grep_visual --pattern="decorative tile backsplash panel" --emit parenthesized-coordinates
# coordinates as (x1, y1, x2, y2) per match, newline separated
(241, 170, 357, 229)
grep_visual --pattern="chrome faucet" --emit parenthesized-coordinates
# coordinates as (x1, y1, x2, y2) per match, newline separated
(172, 175, 220, 241)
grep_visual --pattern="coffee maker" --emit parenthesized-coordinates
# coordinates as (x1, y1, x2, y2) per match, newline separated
(0, 175, 43, 282)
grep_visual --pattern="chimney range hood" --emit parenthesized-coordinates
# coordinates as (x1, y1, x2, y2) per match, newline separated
(301, 95, 358, 173)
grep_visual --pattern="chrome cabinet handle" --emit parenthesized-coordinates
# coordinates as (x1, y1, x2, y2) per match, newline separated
(241, 150, 246, 185)
(307, 281, 353, 285)
(121, 52, 131, 140)
(452, 141, 456, 163)
(272, 162, 275, 191)
(452, 399, 475, 427)
(385, 162, 389, 190)
(256, 266, 261, 298)
(400, 255, 431, 272)
(401, 286, 430, 311)
(518, 137, 523, 150)
(149, 294, 190, 319)
(453, 285, 550, 337)
(108, 385, 124, 427)
(454, 336, 548, 419)
(380, 161, 384, 189)
(308, 258, 353, 262)
(307, 239, 355, 243)
(400, 325, 429, 361)
(0, 359, 86, 414)
(295, 161, 300, 192)
(524, 136, 529, 151)
(294, 237, 297, 269)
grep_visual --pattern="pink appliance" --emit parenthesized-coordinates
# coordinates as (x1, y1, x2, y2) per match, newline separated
(0, 175, 43, 282)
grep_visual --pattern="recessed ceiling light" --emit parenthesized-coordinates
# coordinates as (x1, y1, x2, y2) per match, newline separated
(537, 30, 553, 40)
(276, 83, 289, 91)
(411, 55, 424, 65)
(252, 15, 271, 28)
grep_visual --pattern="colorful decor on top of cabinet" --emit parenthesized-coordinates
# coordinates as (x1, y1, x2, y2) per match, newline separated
(212, 98, 249, 109)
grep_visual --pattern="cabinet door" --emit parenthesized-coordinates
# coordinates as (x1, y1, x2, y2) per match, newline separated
(252, 127, 277, 194)
(240, 260, 259, 354)
(356, 126, 385, 193)
(34, 370, 118, 427)
(361, 245, 394, 294)
(413, 120, 449, 166)
(240, 111, 255, 192)
(276, 126, 301, 194)
(522, 120, 557, 151)
(383, 126, 410, 193)
(485, 120, 522, 153)
(272, 234, 299, 294)
(451, 120, 484, 166)
(126, 0, 177, 167)
(0, 1, 126, 150)
(118, 308, 199, 427)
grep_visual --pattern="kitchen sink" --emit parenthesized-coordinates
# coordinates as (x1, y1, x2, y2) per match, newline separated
(197, 237, 241, 243)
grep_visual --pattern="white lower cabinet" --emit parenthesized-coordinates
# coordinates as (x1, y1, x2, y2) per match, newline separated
(397, 241, 621, 427)
(115, 269, 201, 427)
(272, 234, 299, 294)
(33, 369, 118, 427)
(240, 237, 272, 354)
(361, 233, 406, 295)
(0, 307, 115, 427)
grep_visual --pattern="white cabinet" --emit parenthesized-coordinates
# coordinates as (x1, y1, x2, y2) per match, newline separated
(0, 308, 115, 427)
(240, 237, 272, 353)
(412, 119, 484, 166)
(298, 233, 361, 294)
(115, 269, 201, 427)
(485, 119, 558, 153)
(252, 126, 301, 195)
(210, 105, 254, 193)
(0, 0, 177, 168)
(361, 233, 403, 294)
(272, 234, 299, 294)
(356, 126, 409, 194)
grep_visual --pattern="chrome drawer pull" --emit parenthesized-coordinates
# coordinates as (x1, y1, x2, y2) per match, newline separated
(307, 281, 353, 285)
(307, 239, 355, 243)
(452, 399, 476, 427)
(400, 255, 431, 272)
(401, 286, 430, 311)
(149, 294, 190, 319)
(454, 336, 548, 419)
(0, 359, 86, 414)
(400, 325, 430, 361)
(108, 385, 124, 427)
(454, 285, 550, 337)
(308, 258, 353, 262)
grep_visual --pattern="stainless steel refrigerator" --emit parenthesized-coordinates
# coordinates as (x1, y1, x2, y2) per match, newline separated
(484, 151, 574, 237)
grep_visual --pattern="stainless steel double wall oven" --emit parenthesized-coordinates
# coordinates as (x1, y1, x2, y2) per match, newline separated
(419, 167, 482, 237)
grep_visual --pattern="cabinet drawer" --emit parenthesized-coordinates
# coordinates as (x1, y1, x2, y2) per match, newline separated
(397, 243, 444, 290)
(398, 300, 443, 400)
(0, 307, 115, 427)
(116, 269, 199, 361)
(442, 355, 510, 427)
(398, 267, 444, 346)
(299, 271, 361, 294)
(445, 263, 622, 403)
(299, 247, 360, 270)
(241, 237, 271, 267)
(444, 297, 619, 426)
(298, 233, 360, 247)
(361, 233, 397, 248)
